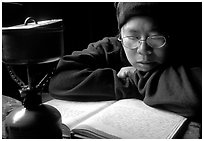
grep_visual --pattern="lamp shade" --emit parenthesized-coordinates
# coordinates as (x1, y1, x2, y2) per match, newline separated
(2, 17, 64, 65)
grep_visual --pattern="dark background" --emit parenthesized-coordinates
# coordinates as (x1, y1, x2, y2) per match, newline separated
(2, 2, 118, 99)
(2, 2, 118, 54)
(2, 2, 202, 100)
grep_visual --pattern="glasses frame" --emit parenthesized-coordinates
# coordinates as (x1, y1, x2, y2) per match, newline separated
(118, 35, 167, 49)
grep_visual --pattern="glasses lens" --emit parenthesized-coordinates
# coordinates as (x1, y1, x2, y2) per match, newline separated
(147, 36, 166, 48)
(123, 36, 140, 49)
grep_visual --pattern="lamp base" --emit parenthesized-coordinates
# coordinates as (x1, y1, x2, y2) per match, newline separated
(5, 104, 62, 139)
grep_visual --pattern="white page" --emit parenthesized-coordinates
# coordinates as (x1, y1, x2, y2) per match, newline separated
(74, 99, 187, 139)
(45, 99, 115, 129)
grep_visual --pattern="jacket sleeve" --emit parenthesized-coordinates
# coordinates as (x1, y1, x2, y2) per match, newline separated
(136, 65, 201, 118)
(49, 37, 141, 101)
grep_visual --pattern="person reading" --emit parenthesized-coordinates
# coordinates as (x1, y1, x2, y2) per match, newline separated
(49, 2, 201, 122)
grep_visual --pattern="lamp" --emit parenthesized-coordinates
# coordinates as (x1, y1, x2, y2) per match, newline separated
(2, 17, 64, 138)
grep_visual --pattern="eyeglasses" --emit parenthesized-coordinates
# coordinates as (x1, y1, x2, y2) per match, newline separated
(118, 35, 167, 49)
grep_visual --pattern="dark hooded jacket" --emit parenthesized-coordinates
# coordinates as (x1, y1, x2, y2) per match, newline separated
(49, 37, 201, 121)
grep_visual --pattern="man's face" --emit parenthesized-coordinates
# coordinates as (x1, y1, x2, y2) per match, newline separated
(121, 16, 169, 72)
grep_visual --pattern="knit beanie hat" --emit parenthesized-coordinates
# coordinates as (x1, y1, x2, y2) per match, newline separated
(115, 2, 174, 31)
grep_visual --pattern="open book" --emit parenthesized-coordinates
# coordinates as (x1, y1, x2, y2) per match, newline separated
(45, 98, 187, 139)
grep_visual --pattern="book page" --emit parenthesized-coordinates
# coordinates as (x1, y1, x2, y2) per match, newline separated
(73, 99, 187, 139)
(44, 99, 115, 129)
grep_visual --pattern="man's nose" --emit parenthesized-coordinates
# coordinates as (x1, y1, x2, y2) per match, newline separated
(137, 40, 152, 55)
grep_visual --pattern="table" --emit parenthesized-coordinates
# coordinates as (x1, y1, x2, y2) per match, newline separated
(2, 95, 201, 139)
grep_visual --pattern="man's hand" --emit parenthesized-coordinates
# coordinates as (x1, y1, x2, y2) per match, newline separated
(117, 66, 136, 79)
